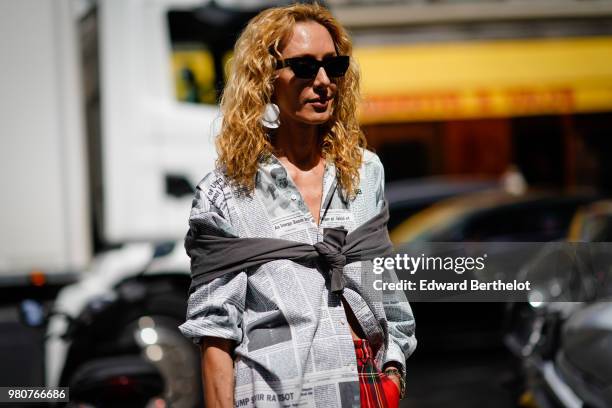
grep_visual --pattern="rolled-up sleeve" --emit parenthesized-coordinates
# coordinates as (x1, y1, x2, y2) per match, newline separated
(382, 280, 417, 370)
(178, 179, 247, 345)
(371, 155, 417, 371)
(179, 272, 247, 344)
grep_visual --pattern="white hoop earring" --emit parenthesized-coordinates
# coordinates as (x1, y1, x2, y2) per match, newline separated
(262, 103, 280, 129)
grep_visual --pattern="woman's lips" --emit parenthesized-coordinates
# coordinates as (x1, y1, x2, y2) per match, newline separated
(307, 98, 331, 109)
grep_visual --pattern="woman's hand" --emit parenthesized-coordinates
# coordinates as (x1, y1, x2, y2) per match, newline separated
(383, 363, 405, 397)
(200, 336, 236, 408)
(386, 373, 401, 392)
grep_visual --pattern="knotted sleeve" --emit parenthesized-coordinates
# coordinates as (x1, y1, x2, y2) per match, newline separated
(178, 177, 247, 345)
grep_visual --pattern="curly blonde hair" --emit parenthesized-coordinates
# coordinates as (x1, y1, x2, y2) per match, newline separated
(215, 2, 367, 200)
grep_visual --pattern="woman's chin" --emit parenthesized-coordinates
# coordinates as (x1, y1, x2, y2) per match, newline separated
(295, 111, 332, 126)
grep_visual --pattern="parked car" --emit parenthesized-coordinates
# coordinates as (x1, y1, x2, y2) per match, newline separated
(390, 190, 599, 244)
(567, 199, 612, 242)
(504, 199, 612, 408)
(389, 189, 599, 354)
(385, 176, 498, 230)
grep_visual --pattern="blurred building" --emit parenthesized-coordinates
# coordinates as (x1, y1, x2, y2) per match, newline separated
(327, 0, 612, 192)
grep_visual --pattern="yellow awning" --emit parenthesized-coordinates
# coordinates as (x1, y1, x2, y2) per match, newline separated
(355, 37, 612, 122)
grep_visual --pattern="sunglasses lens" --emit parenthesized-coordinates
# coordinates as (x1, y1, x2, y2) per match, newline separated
(324, 56, 349, 77)
(289, 60, 319, 79)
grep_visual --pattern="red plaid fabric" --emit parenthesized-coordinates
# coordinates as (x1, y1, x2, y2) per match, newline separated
(354, 339, 400, 408)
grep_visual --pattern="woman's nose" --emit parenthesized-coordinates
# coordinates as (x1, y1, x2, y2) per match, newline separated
(313, 66, 331, 87)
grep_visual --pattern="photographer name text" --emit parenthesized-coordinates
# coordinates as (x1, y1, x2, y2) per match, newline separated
(373, 279, 531, 292)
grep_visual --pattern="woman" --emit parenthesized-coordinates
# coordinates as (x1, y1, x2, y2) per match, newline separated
(179, 4, 416, 407)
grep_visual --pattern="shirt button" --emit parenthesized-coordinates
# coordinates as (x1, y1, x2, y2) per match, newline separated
(290, 194, 297, 201)
(339, 318, 346, 325)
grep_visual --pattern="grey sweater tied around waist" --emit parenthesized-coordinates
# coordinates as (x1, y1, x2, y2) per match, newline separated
(185, 199, 394, 294)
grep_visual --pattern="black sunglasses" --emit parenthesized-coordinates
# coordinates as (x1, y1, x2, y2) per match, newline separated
(275, 55, 350, 79)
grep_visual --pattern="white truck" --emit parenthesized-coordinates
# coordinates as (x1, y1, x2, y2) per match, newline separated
(0, 0, 268, 406)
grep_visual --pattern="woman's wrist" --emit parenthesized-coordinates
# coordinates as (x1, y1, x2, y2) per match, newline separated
(383, 364, 406, 399)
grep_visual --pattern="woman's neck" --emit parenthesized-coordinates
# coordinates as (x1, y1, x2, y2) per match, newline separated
(273, 122, 322, 170)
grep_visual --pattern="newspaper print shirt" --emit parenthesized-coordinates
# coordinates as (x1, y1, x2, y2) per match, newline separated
(179, 148, 417, 408)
